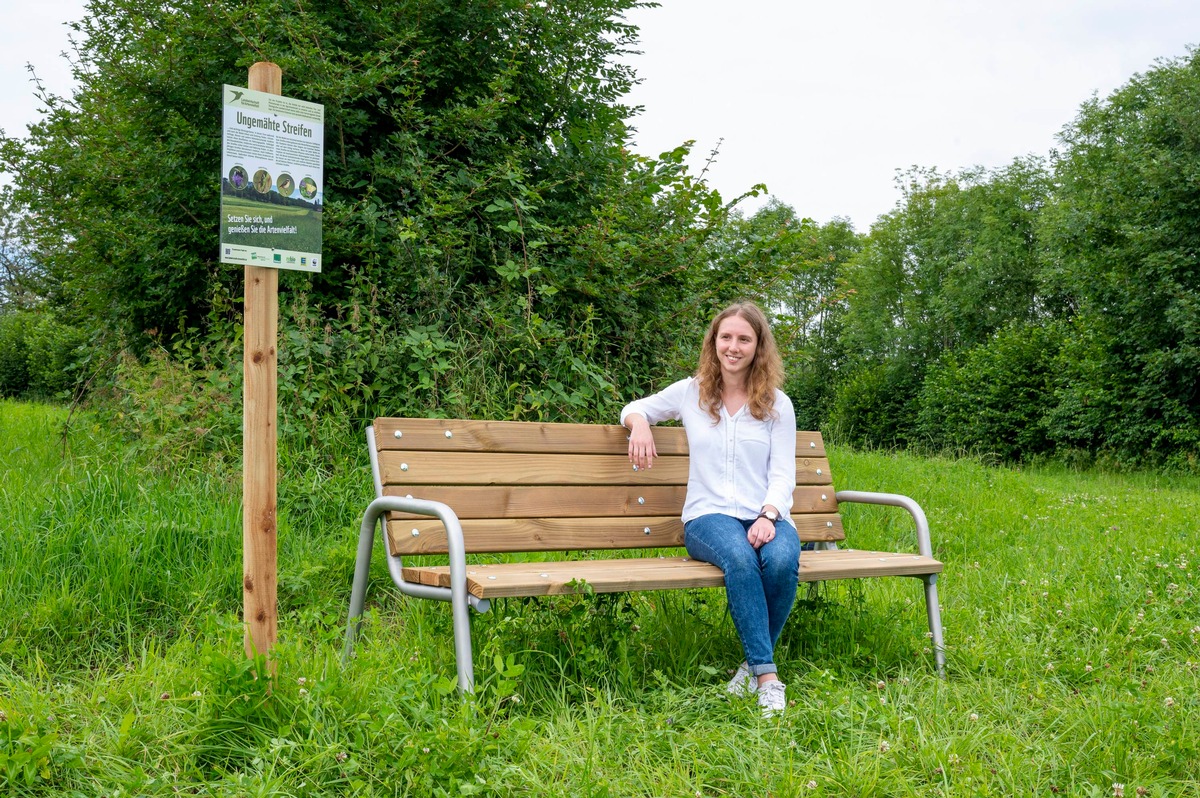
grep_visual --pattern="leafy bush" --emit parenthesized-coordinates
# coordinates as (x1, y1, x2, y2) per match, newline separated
(0, 311, 86, 399)
(827, 361, 922, 448)
(0, 312, 30, 396)
(916, 322, 1064, 461)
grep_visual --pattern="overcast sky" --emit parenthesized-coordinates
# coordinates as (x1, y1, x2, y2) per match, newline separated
(3, 1, 1198, 231)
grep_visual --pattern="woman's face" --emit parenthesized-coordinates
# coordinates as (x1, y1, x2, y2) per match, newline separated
(714, 314, 758, 381)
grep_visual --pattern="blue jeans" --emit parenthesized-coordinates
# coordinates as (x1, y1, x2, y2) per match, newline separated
(684, 513, 801, 677)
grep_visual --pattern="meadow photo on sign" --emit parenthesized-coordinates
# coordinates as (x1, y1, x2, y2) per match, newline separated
(219, 84, 325, 273)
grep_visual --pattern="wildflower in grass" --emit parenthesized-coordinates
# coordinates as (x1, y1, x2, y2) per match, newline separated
(969, 713, 978, 722)
(1046, 662, 1055, 672)
(192, 690, 202, 698)
(1136, 788, 1148, 796)
(1113, 783, 1125, 797)
(160, 692, 170, 700)
(1160, 638, 1169, 648)
(1165, 697, 1175, 707)
(1086, 664, 1093, 672)
(807, 780, 819, 789)
(299, 688, 309, 696)
(298, 677, 307, 685)
(879, 740, 890, 753)
(876, 680, 886, 689)
(422, 747, 430, 753)
(336, 751, 348, 762)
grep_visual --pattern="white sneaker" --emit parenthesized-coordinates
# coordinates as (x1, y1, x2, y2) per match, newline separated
(757, 679, 787, 716)
(726, 662, 757, 696)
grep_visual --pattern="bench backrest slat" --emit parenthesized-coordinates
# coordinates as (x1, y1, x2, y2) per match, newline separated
(378, 451, 832, 487)
(376, 417, 826, 456)
(374, 418, 843, 556)
(383, 485, 838, 519)
(395, 514, 846, 554)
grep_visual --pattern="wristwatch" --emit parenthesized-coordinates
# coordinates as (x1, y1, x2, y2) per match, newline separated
(756, 509, 779, 522)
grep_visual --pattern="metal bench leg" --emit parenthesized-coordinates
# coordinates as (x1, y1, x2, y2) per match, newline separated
(923, 574, 946, 677)
(343, 509, 378, 665)
(452, 590, 475, 693)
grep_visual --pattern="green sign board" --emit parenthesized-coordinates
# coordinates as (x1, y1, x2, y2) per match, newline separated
(220, 85, 325, 272)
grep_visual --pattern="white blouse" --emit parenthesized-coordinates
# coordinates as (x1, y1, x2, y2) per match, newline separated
(620, 377, 796, 524)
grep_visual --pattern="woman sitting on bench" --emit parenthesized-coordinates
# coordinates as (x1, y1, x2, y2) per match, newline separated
(621, 301, 799, 716)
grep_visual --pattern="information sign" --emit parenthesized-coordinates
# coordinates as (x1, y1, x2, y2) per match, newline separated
(220, 85, 324, 272)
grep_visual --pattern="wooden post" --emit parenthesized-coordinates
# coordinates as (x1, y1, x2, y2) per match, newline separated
(243, 61, 282, 663)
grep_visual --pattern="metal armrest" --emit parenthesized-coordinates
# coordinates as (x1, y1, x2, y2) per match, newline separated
(834, 490, 934, 558)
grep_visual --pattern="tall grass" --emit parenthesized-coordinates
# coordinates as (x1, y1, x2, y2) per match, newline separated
(1, 399, 1197, 796)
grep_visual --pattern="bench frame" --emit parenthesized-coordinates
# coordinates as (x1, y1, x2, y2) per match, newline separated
(344, 422, 946, 692)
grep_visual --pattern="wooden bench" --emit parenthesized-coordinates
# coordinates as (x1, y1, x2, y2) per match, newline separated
(343, 418, 946, 691)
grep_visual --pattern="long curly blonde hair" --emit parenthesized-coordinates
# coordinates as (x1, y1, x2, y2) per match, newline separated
(696, 301, 784, 422)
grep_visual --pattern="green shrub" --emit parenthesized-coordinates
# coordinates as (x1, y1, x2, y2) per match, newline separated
(23, 315, 88, 399)
(0, 311, 86, 399)
(0, 312, 31, 396)
(916, 322, 1064, 461)
(827, 361, 922, 448)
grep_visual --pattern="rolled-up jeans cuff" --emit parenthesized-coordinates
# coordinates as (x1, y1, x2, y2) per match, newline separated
(751, 663, 777, 677)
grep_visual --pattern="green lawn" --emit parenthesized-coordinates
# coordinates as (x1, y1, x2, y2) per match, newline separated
(1, 399, 1197, 796)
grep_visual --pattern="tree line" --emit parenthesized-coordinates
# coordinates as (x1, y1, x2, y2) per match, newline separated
(0, 0, 1196, 469)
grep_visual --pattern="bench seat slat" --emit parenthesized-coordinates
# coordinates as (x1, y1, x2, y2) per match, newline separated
(383, 485, 840, 520)
(402, 550, 944, 599)
(388, 514, 847, 555)
(375, 419, 826, 457)
(379, 451, 834, 487)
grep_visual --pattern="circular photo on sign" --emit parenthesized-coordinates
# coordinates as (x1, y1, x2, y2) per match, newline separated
(252, 169, 273, 194)
(299, 176, 318, 200)
(228, 165, 248, 191)
(276, 172, 295, 197)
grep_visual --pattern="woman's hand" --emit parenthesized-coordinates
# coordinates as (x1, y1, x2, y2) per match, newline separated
(625, 414, 657, 470)
(747, 517, 777, 549)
